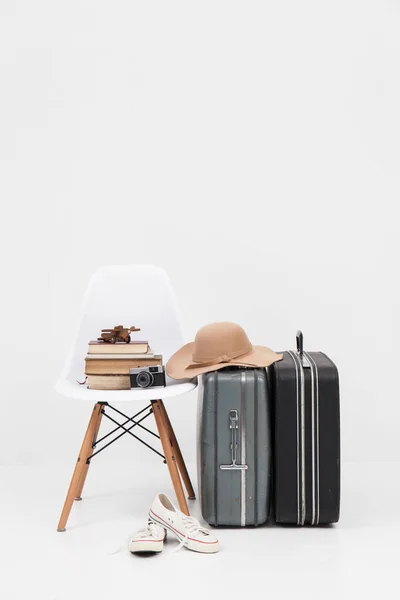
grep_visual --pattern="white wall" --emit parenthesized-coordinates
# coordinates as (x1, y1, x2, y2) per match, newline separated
(1, 0, 399, 467)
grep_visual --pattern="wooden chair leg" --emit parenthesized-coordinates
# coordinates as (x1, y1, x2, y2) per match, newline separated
(57, 403, 103, 531)
(152, 400, 189, 516)
(74, 406, 104, 501)
(158, 401, 196, 500)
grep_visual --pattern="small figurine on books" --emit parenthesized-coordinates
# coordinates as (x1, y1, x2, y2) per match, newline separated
(97, 325, 141, 344)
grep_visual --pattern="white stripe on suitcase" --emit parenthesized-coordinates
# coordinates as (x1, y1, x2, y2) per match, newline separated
(291, 350, 301, 526)
(308, 352, 316, 525)
(288, 351, 305, 525)
(240, 371, 246, 526)
(288, 349, 324, 526)
(287, 348, 321, 526)
(304, 352, 320, 526)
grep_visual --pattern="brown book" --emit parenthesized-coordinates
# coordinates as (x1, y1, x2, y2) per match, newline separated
(87, 375, 131, 390)
(85, 355, 162, 375)
(88, 341, 149, 355)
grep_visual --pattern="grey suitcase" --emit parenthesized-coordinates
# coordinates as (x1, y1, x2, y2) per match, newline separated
(197, 367, 272, 526)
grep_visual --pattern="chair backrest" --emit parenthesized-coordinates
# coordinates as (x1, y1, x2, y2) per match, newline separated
(60, 265, 184, 384)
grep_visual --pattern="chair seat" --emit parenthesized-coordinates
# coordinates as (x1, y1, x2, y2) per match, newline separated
(56, 377, 197, 404)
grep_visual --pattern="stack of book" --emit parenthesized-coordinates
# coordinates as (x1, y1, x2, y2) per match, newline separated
(85, 340, 162, 390)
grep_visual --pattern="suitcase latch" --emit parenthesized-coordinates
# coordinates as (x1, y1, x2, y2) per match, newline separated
(220, 409, 248, 471)
(300, 355, 311, 368)
(229, 409, 238, 429)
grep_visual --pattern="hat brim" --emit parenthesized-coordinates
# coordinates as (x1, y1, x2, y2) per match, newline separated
(166, 342, 283, 380)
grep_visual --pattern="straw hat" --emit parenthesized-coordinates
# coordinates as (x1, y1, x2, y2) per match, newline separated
(166, 322, 283, 380)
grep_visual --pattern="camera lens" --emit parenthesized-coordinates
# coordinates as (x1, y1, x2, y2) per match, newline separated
(136, 371, 154, 388)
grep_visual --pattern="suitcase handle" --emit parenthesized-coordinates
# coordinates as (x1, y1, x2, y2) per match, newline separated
(219, 409, 248, 471)
(296, 330, 311, 368)
(296, 330, 304, 356)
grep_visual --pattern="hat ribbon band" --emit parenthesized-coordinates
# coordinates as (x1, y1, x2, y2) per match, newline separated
(189, 345, 253, 368)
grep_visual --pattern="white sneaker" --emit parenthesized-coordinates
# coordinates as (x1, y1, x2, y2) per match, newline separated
(128, 521, 166, 554)
(149, 493, 220, 554)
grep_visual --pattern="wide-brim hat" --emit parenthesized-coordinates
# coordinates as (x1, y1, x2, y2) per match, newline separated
(166, 321, 283, 380)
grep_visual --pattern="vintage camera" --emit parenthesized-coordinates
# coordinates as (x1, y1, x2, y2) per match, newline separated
(130, 365, 166, 389)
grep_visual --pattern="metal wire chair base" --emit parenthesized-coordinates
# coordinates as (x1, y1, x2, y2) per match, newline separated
(86, 402, 166, 463)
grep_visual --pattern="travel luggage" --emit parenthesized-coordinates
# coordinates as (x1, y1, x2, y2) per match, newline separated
(197, 367, 272, 527)
(271, 331, 340, 525)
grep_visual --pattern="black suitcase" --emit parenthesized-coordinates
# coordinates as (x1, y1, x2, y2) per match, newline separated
(271, 331, 340, 525)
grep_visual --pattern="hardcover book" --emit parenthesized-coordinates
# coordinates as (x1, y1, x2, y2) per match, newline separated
(87, 375, 131, 390)
(85, 355, 162, 375)
(88, 341, 149, 355)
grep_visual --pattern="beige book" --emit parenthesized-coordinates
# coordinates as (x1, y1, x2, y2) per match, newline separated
(85, 355, 162, 375)
(87, 375, 131, 390)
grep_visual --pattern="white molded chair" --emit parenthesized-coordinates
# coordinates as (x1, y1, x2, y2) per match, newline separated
(56, 265, 197, 531)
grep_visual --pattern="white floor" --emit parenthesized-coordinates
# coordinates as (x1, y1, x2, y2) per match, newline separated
(1, 461, 399, 600)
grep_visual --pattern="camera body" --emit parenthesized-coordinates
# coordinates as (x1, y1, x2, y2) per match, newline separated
(130, 365, 166, 389)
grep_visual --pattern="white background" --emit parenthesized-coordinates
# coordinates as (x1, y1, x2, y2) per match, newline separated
(1, 0, 400, 471)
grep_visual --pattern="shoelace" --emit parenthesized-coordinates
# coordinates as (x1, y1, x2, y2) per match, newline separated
(135, 521, 163, 539)
(173, 515, 211, 552)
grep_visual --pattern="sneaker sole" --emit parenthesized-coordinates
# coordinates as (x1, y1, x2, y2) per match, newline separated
(149, 510, 220, 554)
(128, 540, 164, 553)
